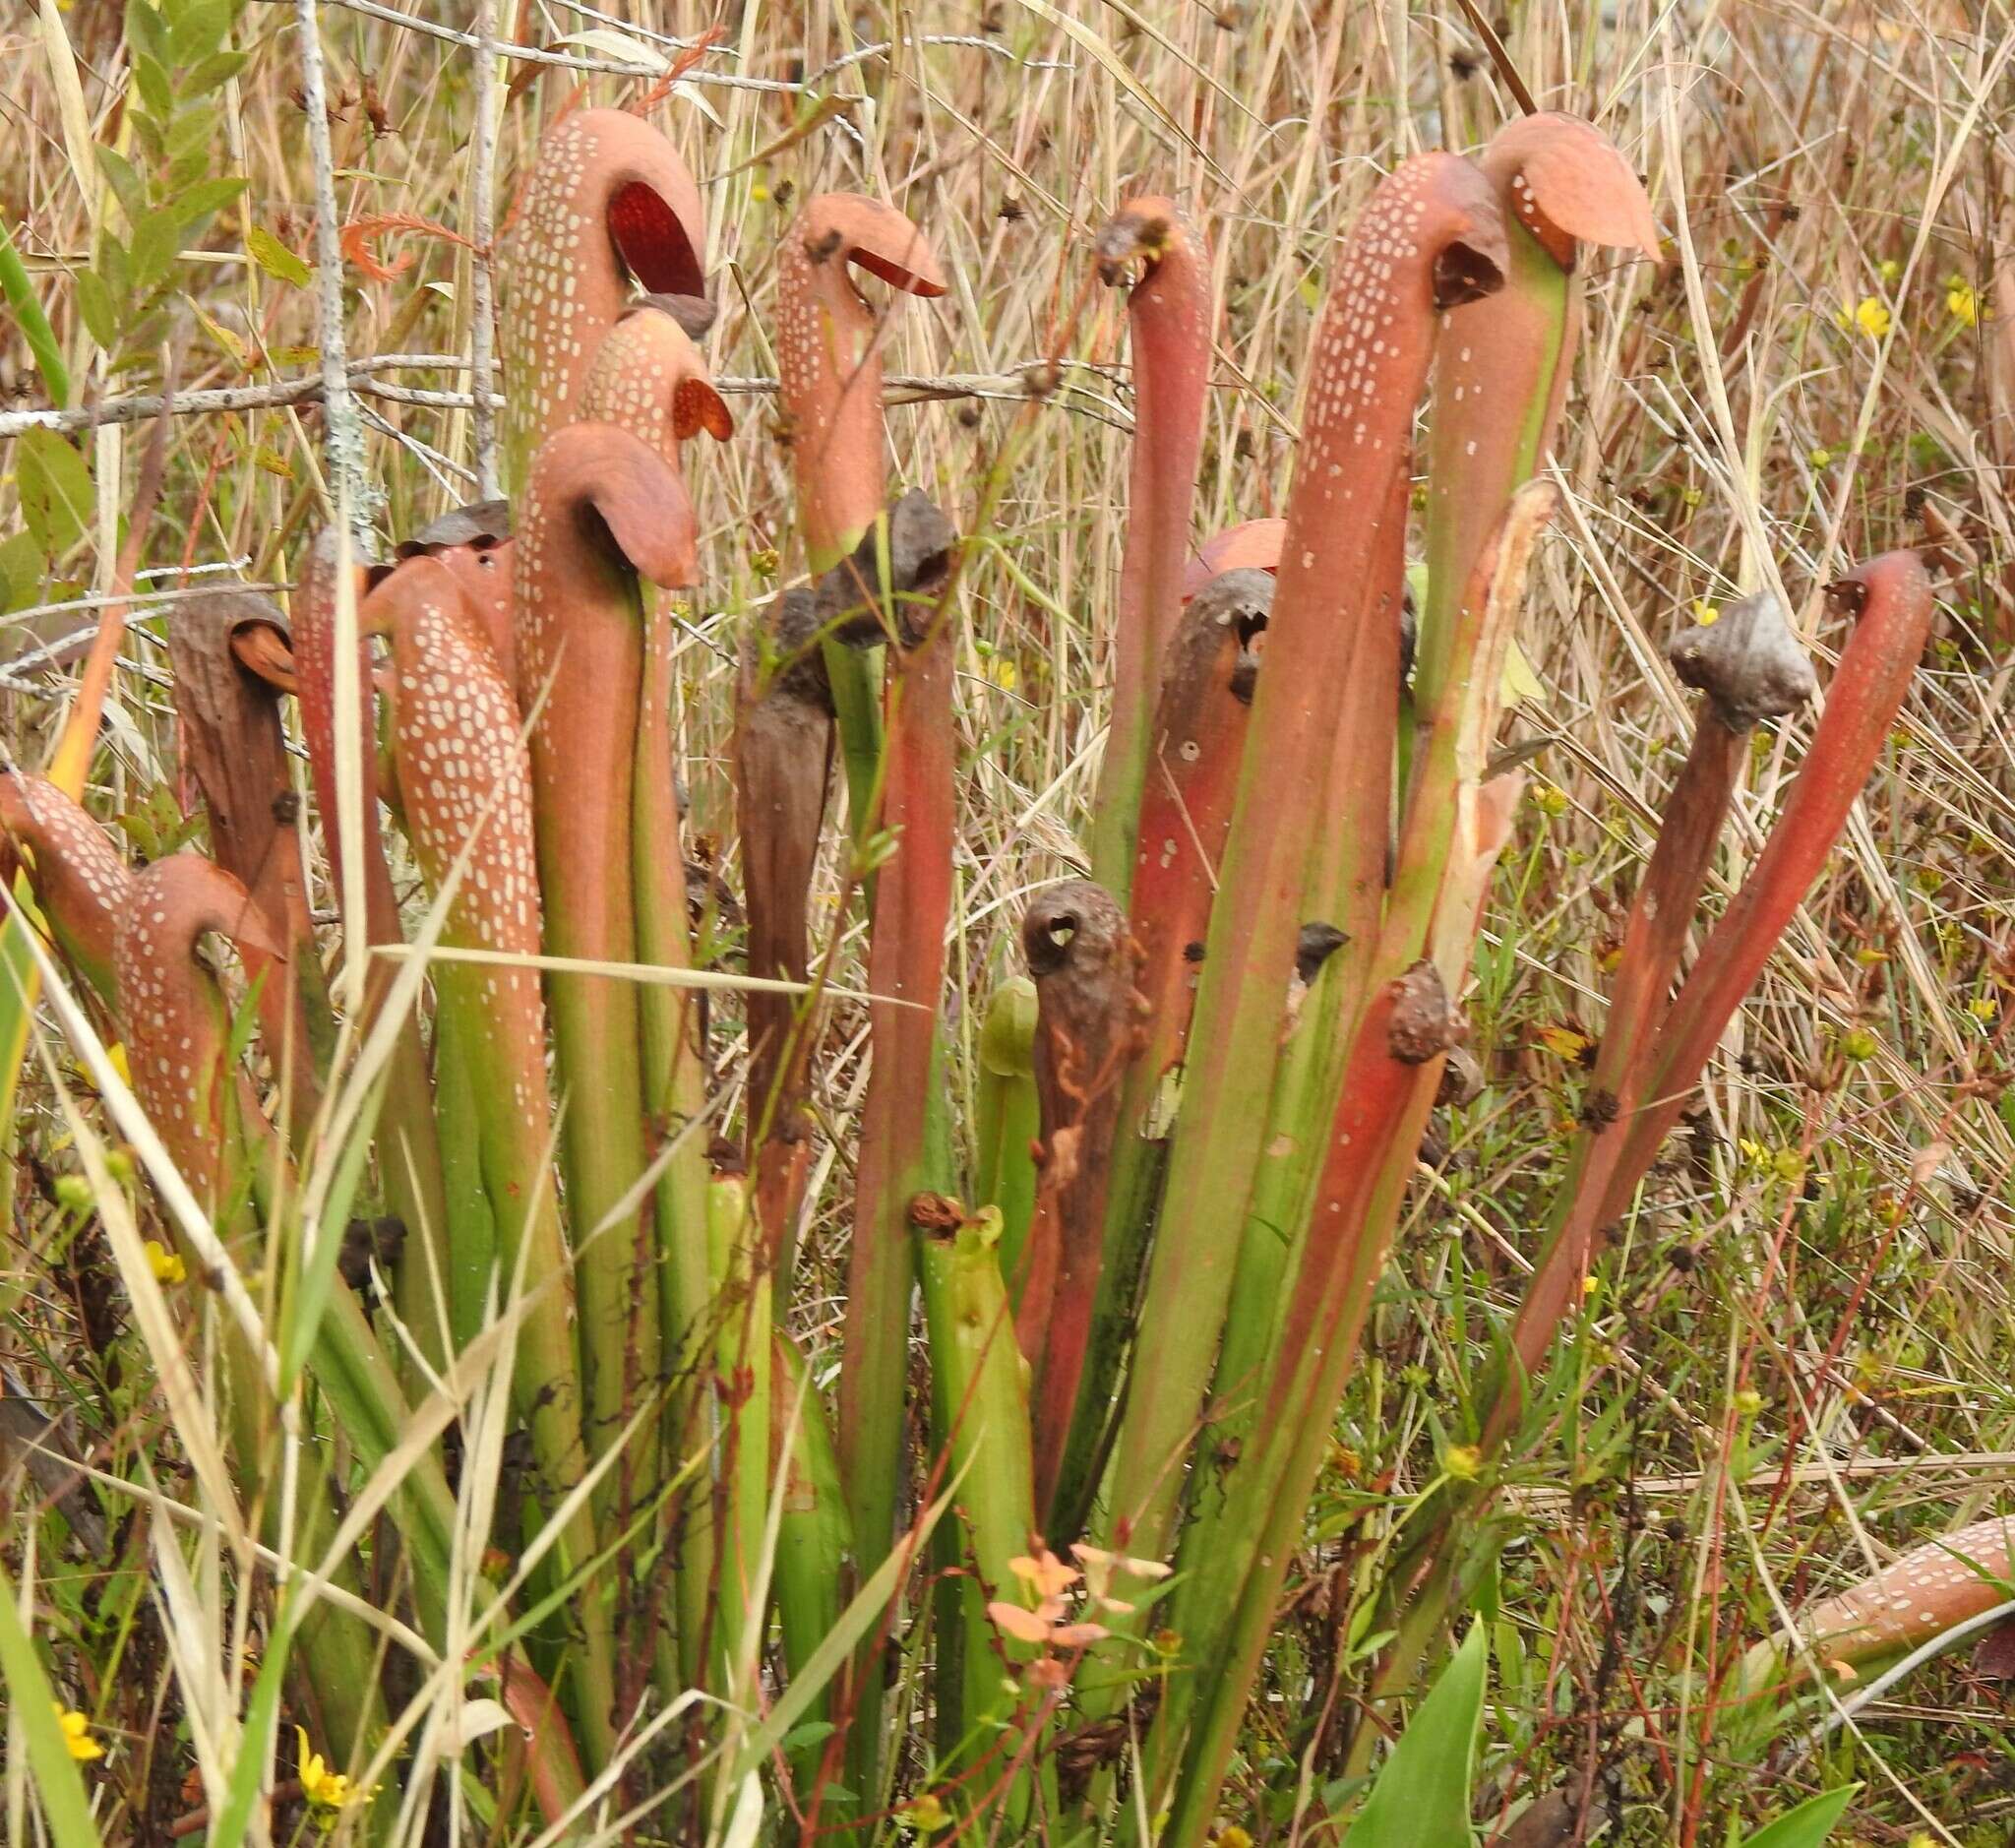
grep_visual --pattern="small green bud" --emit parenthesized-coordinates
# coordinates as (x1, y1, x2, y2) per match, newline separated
(979, 976, 1038, 1079)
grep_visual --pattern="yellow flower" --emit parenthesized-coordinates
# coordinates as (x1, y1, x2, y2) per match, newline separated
(145, 1240, 186, 1284)
(296, 1728, 356, 1812)
(1691, 598, 1721, 626)
(1945, 277, 1978, 328)
(902, 1792, 951, 1831)
(1442, 1443, 1484, 1482)
(1733, 1387, 1763, 1418)
(1533, 1023, 1590, 1061)
(1852, 296, 1890, 340)
(1877, 258, 1901, 284)
(1807, 447, 1832, 466)
(1970, 993, 1999, 1023)
(1531, 783, 1568, 819)
(749, 181, 770, 204)
(54, 1704, 103, 1761)
(1581, 1273, 1601, 1298)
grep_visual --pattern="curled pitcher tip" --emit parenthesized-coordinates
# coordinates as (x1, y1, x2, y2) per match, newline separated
(1482, 112, 1662, 267)
(797, 193, 948, 297)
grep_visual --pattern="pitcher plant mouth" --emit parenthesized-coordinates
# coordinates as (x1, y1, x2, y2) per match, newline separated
(500, 107, 709, 491)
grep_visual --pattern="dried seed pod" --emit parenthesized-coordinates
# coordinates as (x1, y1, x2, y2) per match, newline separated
(168, 585, 335, 1122)
(812, 487, 959, 649)
(1666, 589, 1817, 730)
(1016, 880, 1143, 1509)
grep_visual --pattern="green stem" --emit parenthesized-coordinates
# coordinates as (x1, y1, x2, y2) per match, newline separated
(918, 1203, 1038, 1824)
(771, 1330, 853, 1802)
(975, 976, 1039, 1290)
(707, 1173, 771, 1694)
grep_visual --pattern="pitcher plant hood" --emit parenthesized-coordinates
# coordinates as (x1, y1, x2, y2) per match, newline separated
(501, 108, 708, 490)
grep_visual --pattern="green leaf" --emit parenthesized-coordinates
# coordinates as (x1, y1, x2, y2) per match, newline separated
(734, 1470, 964, 1780)
(124, 0, 169, 66)
(93, 145, 149, 226)
(1737, 1788, 1858, 1848)
(170, 175, 247, 232)
(168, 0, 231, 64)
(165, 103, 215, 165)
(181, 48, 248, 95)
(0, 1562, 103, 1848)
(1342, 1623, 1489, 1848)
(0, 219, 70, 408)
(131, 49, 173, 120)
(245, 222, 310, 288)
(72, 270, 118, 349)
(15, 430, 95, 559)
(0, 530, 46, 613)
(94, 231, 131, 304)
(128, 207, 182, 293)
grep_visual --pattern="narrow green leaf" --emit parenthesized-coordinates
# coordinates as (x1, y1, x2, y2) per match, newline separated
(245, 222, 310, 287)
(93, 144, 149, 226)
(169, 0, 231, 64)
(128, 206, 182, 293)
(0, 218, 70, 408)
(124, 0, 169, 66)
(181, 49, 248, 95)
(131, 48, 173, 118)
(1738, 1788, 1858, 1848)
(1342, 1623, 1489, 1848)
(170, 174, 247, 228)
(72, 270, 117, 349)
(0, 1561, 104, 1848)
(735, 1469, 963, 1779)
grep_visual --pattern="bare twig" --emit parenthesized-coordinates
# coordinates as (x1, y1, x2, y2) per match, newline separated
(466, 0, 502, 498)
(0, 360, 1126, 437)
(294, 0, 374, 544)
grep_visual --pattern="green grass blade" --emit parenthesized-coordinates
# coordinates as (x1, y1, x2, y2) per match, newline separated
(0, 1561, 103, 1848)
